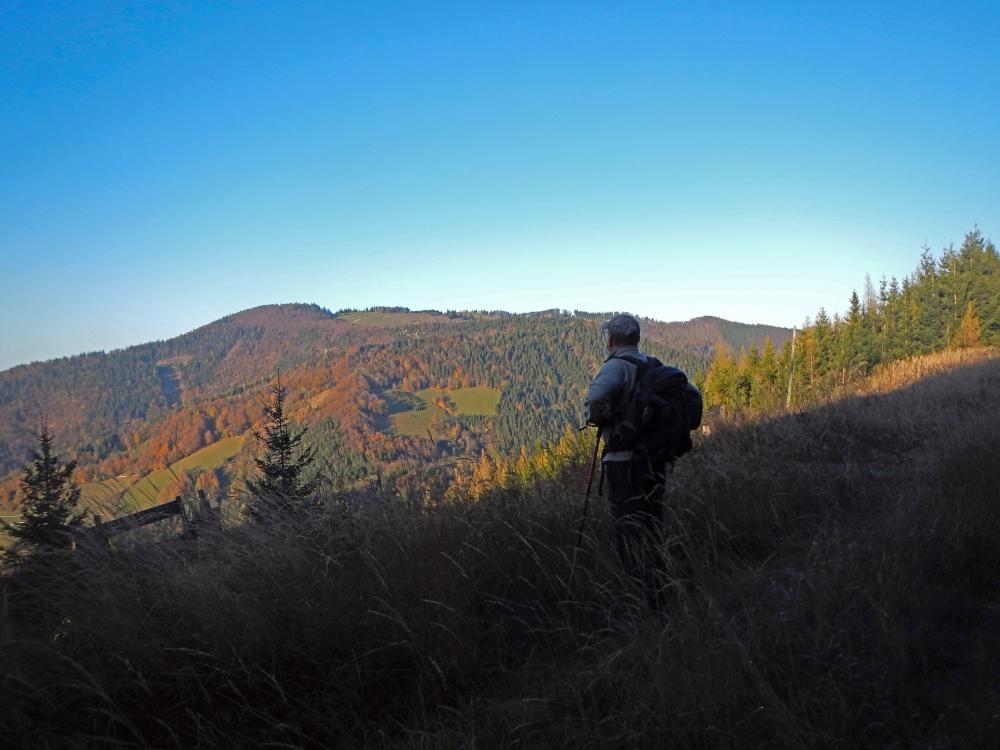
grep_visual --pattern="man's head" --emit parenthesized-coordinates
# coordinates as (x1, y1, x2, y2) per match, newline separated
(602, 313, 641, 351)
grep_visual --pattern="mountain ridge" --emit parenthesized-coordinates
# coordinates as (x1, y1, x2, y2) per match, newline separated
(1, 304, 787, 375)
(0, 304, 791, 509)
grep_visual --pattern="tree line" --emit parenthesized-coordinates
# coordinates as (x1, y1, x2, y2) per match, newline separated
(5, 227, 995, 558)
(703, 228, 998, 412)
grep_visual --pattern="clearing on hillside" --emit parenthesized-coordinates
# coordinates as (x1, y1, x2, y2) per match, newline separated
(336, 311, 457, 327)
(80, 435, 246, 516)
(389, 386, 501, 437)
(415, 386, 500, 415)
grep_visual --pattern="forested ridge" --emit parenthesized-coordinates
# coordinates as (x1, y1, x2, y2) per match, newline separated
(3, 229, 1000, 747)
(4, 227, 994, 512)
(0, 306, 785, 509)
(703, 228, 1000, 411)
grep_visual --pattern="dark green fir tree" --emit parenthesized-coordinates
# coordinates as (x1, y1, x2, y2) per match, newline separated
(245, 378, 316, 519)
(3, 429, 84, 561)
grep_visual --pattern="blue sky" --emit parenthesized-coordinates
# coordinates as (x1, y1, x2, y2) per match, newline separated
(2, 1, 998, 370)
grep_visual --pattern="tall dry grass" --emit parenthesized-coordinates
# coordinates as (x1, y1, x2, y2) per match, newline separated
(2, 350, 999, 748)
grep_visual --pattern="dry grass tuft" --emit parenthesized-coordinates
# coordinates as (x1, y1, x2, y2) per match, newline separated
(2, 350, 999, 748)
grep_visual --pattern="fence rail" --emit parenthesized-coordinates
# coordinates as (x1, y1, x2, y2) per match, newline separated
(89, 490, 219, 546)
(98, 497, 185, 537)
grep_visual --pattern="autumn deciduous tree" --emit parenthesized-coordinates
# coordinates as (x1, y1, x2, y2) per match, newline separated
(953, 301, 982, 349)
(245, 379, 317, 519)
(2, 429, 84, 561)
(702, 346, 740, 411)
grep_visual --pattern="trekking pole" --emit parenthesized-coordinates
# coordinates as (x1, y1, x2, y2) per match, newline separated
(568, 426, 602, 594)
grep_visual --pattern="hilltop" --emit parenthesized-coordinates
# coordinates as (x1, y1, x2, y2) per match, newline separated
(0, 305, 789, 512)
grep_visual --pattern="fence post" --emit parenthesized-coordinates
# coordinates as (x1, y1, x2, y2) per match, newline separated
(176, 495, 194, 538)
(91, 513, 111, 552)
(196, 488, 220, 532)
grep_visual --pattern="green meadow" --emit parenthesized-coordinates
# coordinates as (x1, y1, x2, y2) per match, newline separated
(390, 386, 501, 437)
(80, 435, 246, 517)
(416, 385, 500, 415)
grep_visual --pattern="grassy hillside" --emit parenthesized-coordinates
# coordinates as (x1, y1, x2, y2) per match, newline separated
(419, 385, 501, 415)
(2, 348, 998, 747)
(80, 434, 245, 514)
(390, 386, 502, 437)
(1, 435, 246, 546)
(0, 305, 788, 516)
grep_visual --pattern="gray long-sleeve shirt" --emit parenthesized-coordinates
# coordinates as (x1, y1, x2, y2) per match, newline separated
(583, 346, 649, 462)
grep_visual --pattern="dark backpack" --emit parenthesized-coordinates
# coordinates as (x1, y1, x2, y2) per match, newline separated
(604, 354, 703, 462)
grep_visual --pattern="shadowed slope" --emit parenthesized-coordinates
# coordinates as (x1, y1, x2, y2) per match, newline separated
(5, 353, 995, 748)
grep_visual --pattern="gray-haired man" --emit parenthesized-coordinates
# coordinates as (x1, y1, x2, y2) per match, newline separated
(583, 313, 668, 611)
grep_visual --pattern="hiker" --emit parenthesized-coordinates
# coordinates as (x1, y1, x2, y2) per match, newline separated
(583, 313, 669, 611)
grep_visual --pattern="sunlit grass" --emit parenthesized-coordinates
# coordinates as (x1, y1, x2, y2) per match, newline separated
(80, 435, 245, 514)
(391, 386, 501, 436)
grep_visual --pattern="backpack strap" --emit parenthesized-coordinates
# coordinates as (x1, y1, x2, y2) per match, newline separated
(602, 354, 658, 448)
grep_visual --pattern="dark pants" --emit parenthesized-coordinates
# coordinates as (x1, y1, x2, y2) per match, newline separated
(604, 458, 668, 610)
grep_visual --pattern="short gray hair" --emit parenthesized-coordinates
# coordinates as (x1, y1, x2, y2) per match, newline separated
(601, 314, 640, 345)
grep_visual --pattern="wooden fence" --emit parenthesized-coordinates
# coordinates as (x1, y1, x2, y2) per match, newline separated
(89, 489, 220, 547)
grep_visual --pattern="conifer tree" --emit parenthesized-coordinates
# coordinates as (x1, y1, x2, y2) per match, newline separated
(2, 429, 84, 560)
(245, 378, 316, 519)
(755, 337, 781, 410)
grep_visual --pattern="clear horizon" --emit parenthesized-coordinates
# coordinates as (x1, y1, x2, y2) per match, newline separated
(3, 2, 998, 370)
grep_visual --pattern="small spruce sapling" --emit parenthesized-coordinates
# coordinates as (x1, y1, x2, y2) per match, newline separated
(2, 429, 84, 561)
(244, 378, 316, 519)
